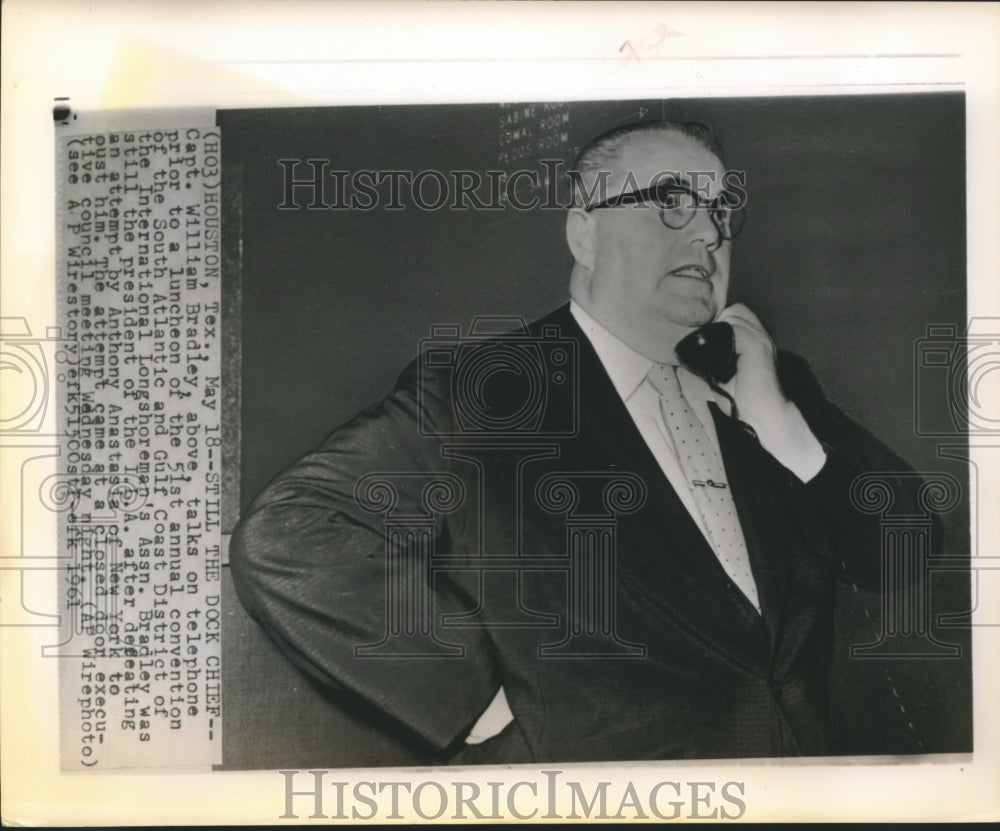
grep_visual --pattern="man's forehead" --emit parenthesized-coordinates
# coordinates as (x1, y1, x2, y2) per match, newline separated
(612, 132, 725, 182)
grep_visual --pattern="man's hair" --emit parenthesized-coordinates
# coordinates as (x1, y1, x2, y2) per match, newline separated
(569, 120, 726, 207)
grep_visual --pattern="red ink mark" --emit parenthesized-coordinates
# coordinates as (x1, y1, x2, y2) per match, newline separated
(619, 39, 640, 65)
(620, 21, 683, 65)
(648, 22, 669, 49)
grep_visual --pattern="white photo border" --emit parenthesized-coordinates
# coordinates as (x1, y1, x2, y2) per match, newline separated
(2, 0, 998, 824)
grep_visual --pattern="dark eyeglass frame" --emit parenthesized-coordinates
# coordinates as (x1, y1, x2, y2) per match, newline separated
(584, 180, 746, 240)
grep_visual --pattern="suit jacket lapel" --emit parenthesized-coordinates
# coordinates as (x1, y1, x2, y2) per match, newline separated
(711, 403, 791, 650)
(542, 305, 772, 664)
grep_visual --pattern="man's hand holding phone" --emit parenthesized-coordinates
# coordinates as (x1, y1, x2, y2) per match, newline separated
(715, 304, 827, 482)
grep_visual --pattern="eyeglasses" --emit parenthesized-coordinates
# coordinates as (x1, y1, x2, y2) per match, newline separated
(585, 180, 746, 241)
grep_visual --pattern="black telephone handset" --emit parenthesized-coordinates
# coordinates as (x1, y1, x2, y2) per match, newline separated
(675, 321, 738, 385)
(675, 321, 756, 435)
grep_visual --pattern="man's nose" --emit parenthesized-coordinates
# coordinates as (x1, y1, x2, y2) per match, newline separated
(688, 206, 723, 249)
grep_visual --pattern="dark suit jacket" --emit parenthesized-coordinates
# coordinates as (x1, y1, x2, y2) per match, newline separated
(230, 303, 922, 763)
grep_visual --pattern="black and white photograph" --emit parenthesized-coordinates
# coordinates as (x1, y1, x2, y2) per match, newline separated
(220, 95, 972, 770)
(2, 1, 999, 825)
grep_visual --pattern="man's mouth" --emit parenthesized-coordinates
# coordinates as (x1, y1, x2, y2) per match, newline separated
(668, 265, 712, 280)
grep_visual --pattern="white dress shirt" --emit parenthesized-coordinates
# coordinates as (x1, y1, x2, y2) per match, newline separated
(569, 299, 736, 548)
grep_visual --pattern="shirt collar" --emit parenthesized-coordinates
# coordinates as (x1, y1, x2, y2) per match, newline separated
(569, 299, 663, 402)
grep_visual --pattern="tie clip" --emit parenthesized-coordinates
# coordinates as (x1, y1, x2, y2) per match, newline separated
(692, 479, 728, 489)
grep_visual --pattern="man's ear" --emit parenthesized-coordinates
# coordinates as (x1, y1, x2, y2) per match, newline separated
(565, 207, 597, 270)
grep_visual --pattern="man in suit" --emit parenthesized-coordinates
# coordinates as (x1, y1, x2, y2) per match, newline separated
(230, 120, 922, 763)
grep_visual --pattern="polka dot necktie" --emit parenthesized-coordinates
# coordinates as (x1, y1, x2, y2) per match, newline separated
(648, 364, 761, 614)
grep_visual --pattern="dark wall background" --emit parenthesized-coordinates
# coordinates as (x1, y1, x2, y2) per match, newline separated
(218, 94, 971, 769)
(222, 94, 966, 503)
